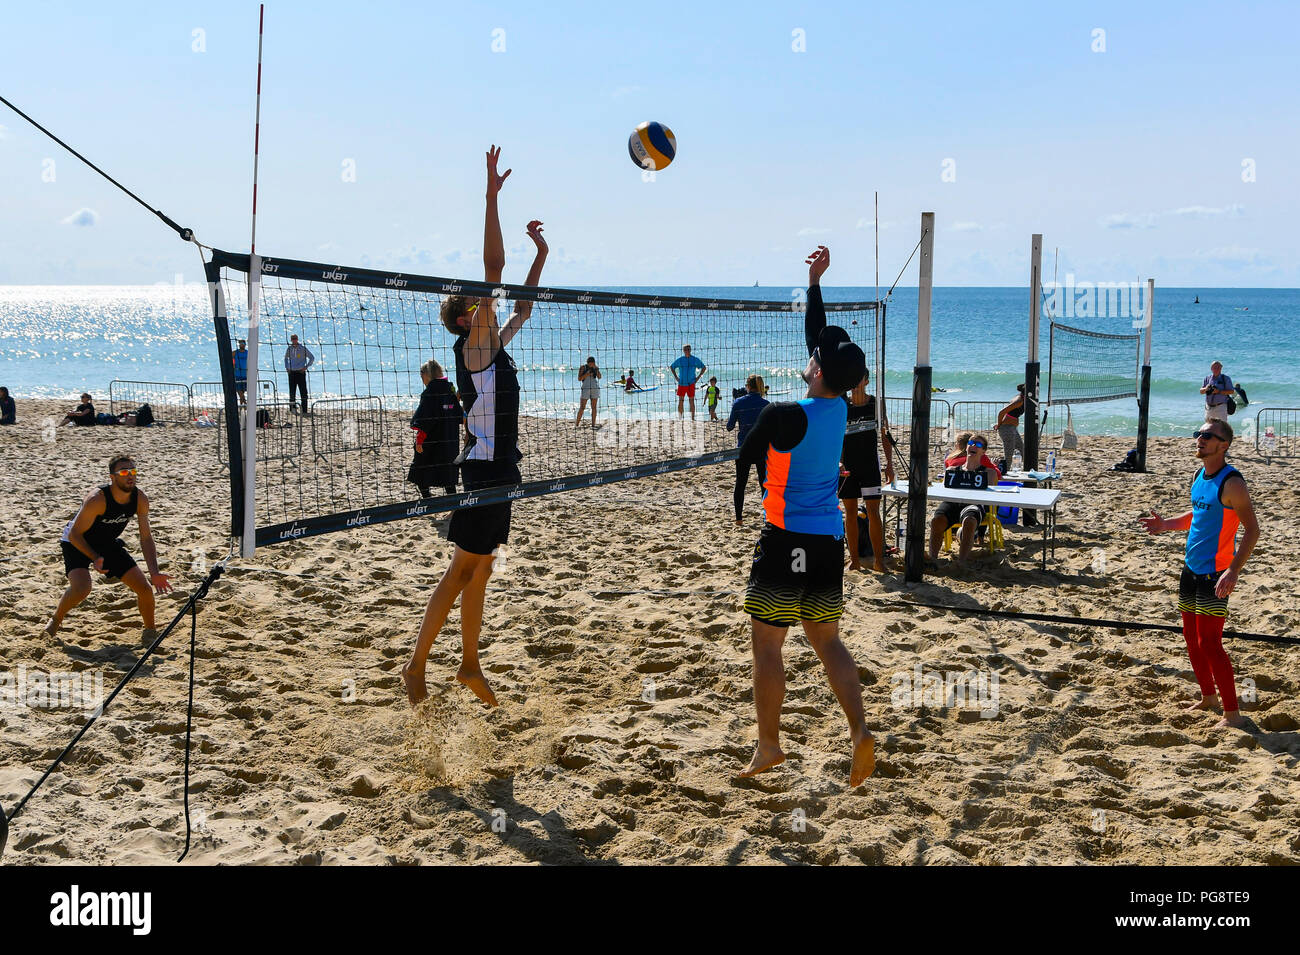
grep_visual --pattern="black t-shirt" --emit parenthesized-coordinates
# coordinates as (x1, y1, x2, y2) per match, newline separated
(0, 395, 15, 424)
(74, 402, 96, 426)
(842, 396, 877, 471)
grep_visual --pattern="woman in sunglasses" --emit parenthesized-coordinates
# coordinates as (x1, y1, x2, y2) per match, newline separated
(929, 433, 1002, 561)
(1139, 421, 1259, 729)
(44, 454, 173, 645)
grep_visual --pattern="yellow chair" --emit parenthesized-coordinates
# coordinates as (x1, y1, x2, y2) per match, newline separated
(942, 507, 1005, 555)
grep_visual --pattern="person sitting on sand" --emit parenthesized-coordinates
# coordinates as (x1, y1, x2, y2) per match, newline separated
(928, 433, 1001, 562)
(44, 454, 173, 645)
(736, 244, 874, 786)
(59, 394, 97, 427)
(1139, 420, 1259, 728)
(407, 359, 463, 498)
(0, 386, 15, 425)
(402, 145, 547, 709)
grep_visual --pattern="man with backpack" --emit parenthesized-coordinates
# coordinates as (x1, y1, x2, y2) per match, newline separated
(1200, 360, 1234, 424)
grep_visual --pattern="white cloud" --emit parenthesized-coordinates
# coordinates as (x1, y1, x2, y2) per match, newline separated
(61, 208, 99, 227)
(1099, 213, 1157, 229)
(950, 221, 984, 232)
(1195, 246, 1263, 268)
(796, 227, 830, 236)
(1171, 204, 1244, 218)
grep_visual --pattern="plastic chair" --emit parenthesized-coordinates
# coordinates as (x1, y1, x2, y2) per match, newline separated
(943, 507, 1005, 555)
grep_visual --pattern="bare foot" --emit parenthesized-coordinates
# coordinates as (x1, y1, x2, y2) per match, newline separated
(850, 732, 875, 786)
(456, 666, 498, 707)
(401, 663, 428, 707)
(871, 561, 887, 573)
(1185, 695, 1218, 712)
(734, 519, 743, 527)
(1215, 711, 1247, 729)
(738, 742, 785, 778)
(848, 561, 862, 573)
(141, 627, 159, 647)
(43, 617, 60, 638)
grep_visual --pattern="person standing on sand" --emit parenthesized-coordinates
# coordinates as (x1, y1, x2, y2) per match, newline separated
(44, 454, 173, 644)
(669, 344, 706, 419)
(727, 374, 769, 525)
(233, 339, 249, 407)
(1139, 419, 1259, 728)
(284, 334, 315, 414)
(839, 369, 894, 573)
(736, 245, 875, 786)
(402, 145, 547, 709)
(1200, 360, 1233, 424)
(576, 356, 601, 427)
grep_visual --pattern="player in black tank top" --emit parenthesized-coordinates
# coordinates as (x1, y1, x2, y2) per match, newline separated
(45, 454, 173, 645)
(402, 145, 548, 710)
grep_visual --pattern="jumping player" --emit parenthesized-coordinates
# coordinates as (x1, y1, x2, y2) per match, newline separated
(402, 145, 547, 708)
(737, 245, 875, 785)
(1140, 420, 1259, 728)
(44, 454, 172, 644)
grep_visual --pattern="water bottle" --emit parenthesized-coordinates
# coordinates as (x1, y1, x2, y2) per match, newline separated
(1047, 450, 1056, 476)
(1012, 450, 1023, 473)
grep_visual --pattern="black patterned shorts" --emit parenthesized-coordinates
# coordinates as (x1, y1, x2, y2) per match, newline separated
(744, 524, 844, 627)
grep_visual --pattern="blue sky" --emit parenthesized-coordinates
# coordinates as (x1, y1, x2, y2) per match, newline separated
(1, 0, 1296, 287)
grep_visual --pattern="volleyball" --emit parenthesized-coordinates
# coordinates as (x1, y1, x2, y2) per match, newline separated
(628, 121, 676, 171)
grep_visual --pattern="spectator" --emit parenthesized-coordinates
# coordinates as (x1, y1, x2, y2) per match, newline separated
(0, 386, 15, 425)
(726, 374, 770, 524)
(59, 393, 97, 427)
(575, 356, 601, 427)
(1200, 360, 1233, 424)
(407, 360, 463, 498)
(839, 371, 894, 572)
(928, 432, 1001, 562)
(669, 344, 706, 419)
(284, 334, 315, 414)
(233, 339, 249, 407)
(996, 383, 1026, 470)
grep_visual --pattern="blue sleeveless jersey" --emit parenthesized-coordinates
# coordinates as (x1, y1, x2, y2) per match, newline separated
(1186, 465, 1241, 575)
(763, 396, 846, 536)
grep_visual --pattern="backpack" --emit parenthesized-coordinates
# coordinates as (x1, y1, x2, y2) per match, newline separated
(95, 412, 117, 426)
(134, 404, 155, 427)
(1061, 408, 1079, 451)
(856, 513, 875, 557)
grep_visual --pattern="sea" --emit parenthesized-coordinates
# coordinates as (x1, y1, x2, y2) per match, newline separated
(0, 284, 1295, 437)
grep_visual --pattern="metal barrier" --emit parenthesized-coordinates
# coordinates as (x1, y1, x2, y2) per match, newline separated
(216, 399, 305, 469)
(884, 397, 951, 455)
(310, 396, 386, 461)
(950, 400, 1002, 435)
(107, 379, 192, 425)
(1255, 408, 1300, 460)
(191, 379, 277, 422)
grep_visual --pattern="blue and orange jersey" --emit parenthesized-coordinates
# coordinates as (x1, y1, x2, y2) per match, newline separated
(1186, 465, 1241, 574)
(751, 396, 846, 536)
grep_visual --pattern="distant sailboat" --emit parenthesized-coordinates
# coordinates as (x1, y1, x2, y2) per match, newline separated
(753, 281, 759, 287)
(1193, 295, 1199, 304)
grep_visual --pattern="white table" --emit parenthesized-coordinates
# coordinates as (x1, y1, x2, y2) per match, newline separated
(882, 481, 1062, 569)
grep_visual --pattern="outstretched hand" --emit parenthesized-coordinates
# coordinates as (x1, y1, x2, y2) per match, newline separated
(526, 219, 547, 254)
(1137, 510, 1164, 535)
(151, 572, 173, 594)
(805, 245, 830, 284)
(486, 145, 512, 196)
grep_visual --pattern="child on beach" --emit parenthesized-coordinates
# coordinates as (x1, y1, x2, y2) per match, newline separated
(704, 376, 721, 421)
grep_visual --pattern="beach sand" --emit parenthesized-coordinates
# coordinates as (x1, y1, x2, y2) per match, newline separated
(1, 397, 1297, 865)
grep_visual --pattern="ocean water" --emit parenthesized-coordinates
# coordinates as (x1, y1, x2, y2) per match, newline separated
(0, 283, 1296, 437)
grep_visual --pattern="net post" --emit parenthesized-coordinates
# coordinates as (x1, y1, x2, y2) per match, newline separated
(241, 255, 262, 557)
(1135, 278, 1154, 472)
(1023, 234, 1043, 470)
(904, 212, 935, 584)
(207, 259, 244, 537)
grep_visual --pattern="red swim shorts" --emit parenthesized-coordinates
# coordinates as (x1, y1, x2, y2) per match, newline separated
(676, 384, 696, 398)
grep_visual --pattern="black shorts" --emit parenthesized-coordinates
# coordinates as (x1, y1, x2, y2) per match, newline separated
(838, 468, 882, 502)
(935, 501, 986, 532)
(1178, 564, 1229, 618)
(744, 524, 844, 626)
(448, 460, 521, 556)
(61, 539, 136, 580)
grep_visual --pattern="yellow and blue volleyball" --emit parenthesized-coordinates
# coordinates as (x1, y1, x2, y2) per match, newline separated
(628, 121, 676, 171)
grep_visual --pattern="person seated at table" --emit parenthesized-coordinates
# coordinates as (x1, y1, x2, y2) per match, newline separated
(929, 433, 1001, 562)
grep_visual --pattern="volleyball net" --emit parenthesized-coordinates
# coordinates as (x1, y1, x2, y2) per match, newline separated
(1045, 321, 1141, 406)
(205, 250, 882, 550)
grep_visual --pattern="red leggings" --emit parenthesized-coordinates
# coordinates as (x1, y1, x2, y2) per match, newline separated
(1180, 611, 1237, 711)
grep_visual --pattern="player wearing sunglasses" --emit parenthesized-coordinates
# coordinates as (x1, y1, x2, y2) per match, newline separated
(1139, 421, 1259, 728)
(44, 454, 173, 645)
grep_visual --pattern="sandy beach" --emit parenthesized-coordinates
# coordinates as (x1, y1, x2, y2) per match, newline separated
(1, 396, 1297, 865)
